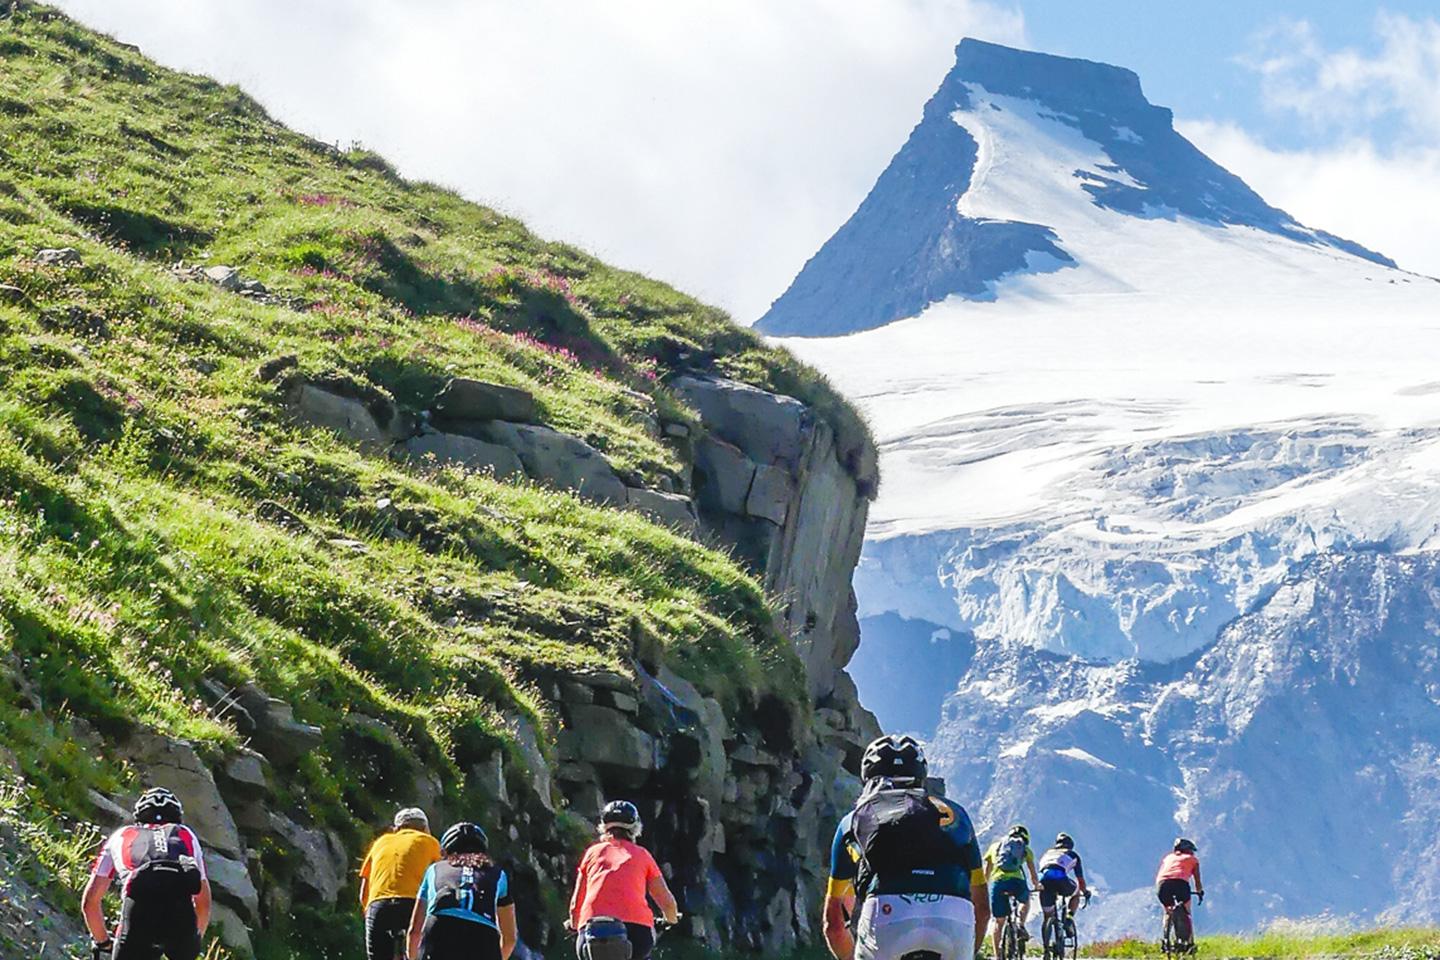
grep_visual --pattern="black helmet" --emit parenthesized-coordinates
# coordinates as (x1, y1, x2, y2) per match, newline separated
(860, 734, 928, 783)
(600, 800, 643, 838)
(1009, 824, 1030, 843)
(133, 787, 183, 825)
(440, 822, 489, 855)
(1055, 832, 1075, 850)
(1174, 837, 1197, 854)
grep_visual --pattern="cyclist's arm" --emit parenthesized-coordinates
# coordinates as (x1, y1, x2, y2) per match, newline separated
(194, 879, 212, 934)
(81, 872, 112, 943)
(358, 850, 372, 908)
(1192, 864, 1203, 896)
(1027, 850, 1040, 888)
(569, 852, 588, 929)
(971, 870, 990, 957)
(648, 874, 680, 925)
(406, 893, 427, 960)
(498, 903, 517, 960)
(1075, 856, 1088, 893)
(822, 882, 855, 960)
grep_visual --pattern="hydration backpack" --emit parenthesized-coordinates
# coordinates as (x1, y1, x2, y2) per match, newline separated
(123, 825, 203, 902)
(850, 786, 957, 897)
(430, 860, 499, 917)
(995, 835, 1027, 873)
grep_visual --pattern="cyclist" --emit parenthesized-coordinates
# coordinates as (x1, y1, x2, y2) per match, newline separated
(80, 787, 212, 960)
(1036, 833, 1090, 932)
(406, 822, 516, 960)
(821, 734, 988, 960)
(985, 824, 1040, 956)
(1155, 838, 1204, 937)
(359, 807, 442, 960)
(569, 800, 680, 960)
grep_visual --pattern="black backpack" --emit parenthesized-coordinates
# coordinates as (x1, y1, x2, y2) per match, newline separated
(123, 825, 203, 902)
(850, 787, 958, 899)
(429, 860, 500, 917)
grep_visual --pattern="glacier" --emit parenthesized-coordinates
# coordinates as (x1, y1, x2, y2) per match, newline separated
(764, 38, 1440, 936)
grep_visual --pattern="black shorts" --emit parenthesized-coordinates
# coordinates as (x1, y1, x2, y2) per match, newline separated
(365, 897, 416, 960)
(112, 896, 200, 960)
(420, 915, 502, 960)
(1156, 879, 1192, 907)
(1038, 876, 1077, 909)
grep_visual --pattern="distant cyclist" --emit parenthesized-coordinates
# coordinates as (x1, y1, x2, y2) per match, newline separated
(985, 824, 1040, 955)
(1036, 833, 1090, 925)
(406, 822, 516, 960)
(81, 787, 211, 960)
(359, 807, 442, 960)
(822, 734, 988, 960)
(1156, 838, 1204, 934)
(569, 800, 680, 960)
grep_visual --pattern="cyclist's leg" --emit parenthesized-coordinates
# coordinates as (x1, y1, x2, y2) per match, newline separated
(623, 923, 654, 960)
(419, 916, 501, 960)
(111, 897, 164, 960)
(990, 881, 1011, 957)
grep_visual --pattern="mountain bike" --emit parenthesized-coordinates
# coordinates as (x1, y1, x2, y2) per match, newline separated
(998, 889, 1030, 960)
(1041, 892, 1085, 960)
(1161, 891, 1202, 956)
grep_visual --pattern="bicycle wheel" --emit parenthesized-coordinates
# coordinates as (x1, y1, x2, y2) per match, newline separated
(1161, 913, 1173, 957)
(1001, 921, 1017, 960)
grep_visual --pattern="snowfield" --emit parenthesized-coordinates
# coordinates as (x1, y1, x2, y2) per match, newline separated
(766, 39, 1440, 935)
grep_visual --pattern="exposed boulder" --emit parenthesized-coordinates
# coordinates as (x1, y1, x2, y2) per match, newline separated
(672, 376, 807, 468)
(504, 712, 554, 813)
(478, 422, 626, 505)
(434, 378, 537, 424)
(290, 384, 392, 444)
(209, 904, 254, 955)
(625, 488, 698, 531)
(34, 247, 82, 267)
(127, 732, 242, 857)
(268, 813, 346, 904)
(233, 684, 324, 766)
(746, 464, 793, 526)
(556, 704, 656, 787)
(404, 431, 525, 479)
(694, 437, 755, 515)
(206, 850, 261, 923)
(203, 265, 242, 291)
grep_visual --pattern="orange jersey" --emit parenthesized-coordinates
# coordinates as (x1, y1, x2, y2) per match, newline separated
(570, 837, 662, 927)
(1156, 851, 1199, 883)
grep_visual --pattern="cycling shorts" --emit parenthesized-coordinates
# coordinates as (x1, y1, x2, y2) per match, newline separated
(1156, 879, 1192, 907)
(420, 915, 502, 960)
(854, 893, 975, 960)
(990, 877, 1029, 919)
(365, 897, 416, 960)
(1038, 877, 1076, 909)
(112, 895, 200, 960)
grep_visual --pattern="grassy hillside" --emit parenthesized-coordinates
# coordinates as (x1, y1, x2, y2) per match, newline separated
(0, 2, 868, 956)
(1084, 929, 1440, 960)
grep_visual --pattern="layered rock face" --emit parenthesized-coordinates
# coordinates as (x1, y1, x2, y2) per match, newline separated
(100, 375, 878, 956)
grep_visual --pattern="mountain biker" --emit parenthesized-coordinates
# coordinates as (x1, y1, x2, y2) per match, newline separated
(80, 787, 212, 960)
(406, 822, 516, 960)
(821, 734, 989, 960)
(1036, 833, 1090, 927)
(985, 824, 1040, 955)
(1155, 838, 1204, 934)
(360, 807, 442, 960)
(569, 800, 680, 960)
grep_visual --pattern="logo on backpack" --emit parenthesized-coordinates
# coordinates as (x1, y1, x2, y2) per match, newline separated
(996, 835, 1027, 873)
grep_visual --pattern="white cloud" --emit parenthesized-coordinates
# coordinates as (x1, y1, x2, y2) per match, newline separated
(1180, 118, 1440, 279)
(1246, 11, 1440, 142)
(52, 0, 1025, 322)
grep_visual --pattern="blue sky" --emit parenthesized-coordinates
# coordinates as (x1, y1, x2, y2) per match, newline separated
(1019, 0, 1436, 150)
(52, 1, 1440, 320)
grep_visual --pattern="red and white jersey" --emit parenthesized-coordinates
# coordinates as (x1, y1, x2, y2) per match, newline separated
(92, 823, 207, 897)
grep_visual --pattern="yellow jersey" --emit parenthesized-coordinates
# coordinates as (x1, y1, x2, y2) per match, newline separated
(359, 828, 442, 906)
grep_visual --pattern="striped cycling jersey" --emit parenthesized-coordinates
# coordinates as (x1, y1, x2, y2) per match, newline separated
(91, 823, 207, 898)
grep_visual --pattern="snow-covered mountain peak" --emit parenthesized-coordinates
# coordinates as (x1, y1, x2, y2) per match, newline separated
(756, 40, 1398, 338)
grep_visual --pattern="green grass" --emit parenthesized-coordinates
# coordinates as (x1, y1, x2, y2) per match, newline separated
(0, 2, 862, 955)
(1084, 929, 1440, 959)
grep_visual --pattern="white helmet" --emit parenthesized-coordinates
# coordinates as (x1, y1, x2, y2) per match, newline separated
(394, 807, 429, 831)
